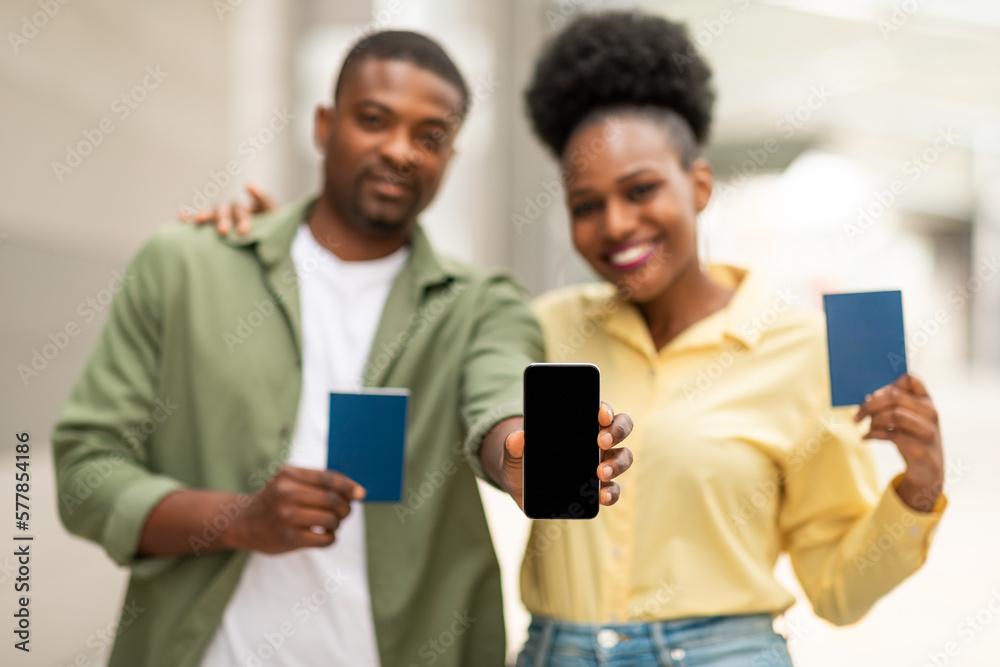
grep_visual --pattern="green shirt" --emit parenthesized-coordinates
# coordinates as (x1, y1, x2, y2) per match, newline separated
(52, 197, 544, 667)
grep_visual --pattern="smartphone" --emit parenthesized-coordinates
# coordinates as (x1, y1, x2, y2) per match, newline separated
(522, 363, 601, 520)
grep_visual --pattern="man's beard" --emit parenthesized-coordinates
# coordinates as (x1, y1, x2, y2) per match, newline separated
(347, 177, 421, 235)
(348, 200, 416, 235)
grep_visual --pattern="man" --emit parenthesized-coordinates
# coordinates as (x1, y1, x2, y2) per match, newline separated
(53, 31, 633, 667)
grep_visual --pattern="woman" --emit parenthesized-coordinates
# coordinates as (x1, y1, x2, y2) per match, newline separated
(193, 12, 947, 665)
(513, 10, 946, 666)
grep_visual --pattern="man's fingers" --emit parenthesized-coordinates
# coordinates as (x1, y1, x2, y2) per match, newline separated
(320, 468, 366, 500)
(599, 446, 634, 482)
(599, 401, 614, 428)
(599, 481, 620, 505)
(504, 431, 525, 459)
(284, 484, 353, 519)
(598, 412, 634, 450)
(294, 527, 337, 549)
(281, 465, 366, 501)
(284, 506, 343, 532)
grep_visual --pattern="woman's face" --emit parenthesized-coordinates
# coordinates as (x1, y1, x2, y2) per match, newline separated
(562, 115, 713, 303)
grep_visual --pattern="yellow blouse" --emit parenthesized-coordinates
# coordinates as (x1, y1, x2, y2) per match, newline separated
(523, 265, 946, 626)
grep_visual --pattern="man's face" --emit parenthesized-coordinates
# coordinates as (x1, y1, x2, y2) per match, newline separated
(315, 59, 464, 236)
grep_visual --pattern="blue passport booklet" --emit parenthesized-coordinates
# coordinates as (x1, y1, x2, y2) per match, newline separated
(327, 389, 409, 503)
(823, 290, 907, 407)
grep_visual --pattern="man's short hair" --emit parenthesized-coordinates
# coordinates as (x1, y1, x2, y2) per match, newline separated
(335, 30, 469, 118)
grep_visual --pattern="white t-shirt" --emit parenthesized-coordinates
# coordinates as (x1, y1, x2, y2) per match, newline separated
(201, 223, 410, 667)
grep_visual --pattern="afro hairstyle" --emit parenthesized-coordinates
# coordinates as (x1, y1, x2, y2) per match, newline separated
(525, 11, 715, 164)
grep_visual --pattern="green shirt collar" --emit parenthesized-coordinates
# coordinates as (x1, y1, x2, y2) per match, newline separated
(221, 195, 455, 293)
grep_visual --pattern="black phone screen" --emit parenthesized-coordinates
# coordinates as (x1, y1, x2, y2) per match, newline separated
(522, 363, 600, 520)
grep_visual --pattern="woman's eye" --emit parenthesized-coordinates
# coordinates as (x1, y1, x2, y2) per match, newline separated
(627, 183, 658, 201)
(572, 201, 600, 218)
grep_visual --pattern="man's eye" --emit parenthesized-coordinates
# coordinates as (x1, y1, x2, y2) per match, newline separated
(359, 113, 384, 129)
(419, 134, 441, 153)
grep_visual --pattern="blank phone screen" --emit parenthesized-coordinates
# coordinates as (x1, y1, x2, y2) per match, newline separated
(522, 363, 600, 520)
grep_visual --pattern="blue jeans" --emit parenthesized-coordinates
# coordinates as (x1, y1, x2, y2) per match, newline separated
(516, 613, 793, 667)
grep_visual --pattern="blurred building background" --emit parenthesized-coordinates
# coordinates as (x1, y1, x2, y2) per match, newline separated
(1, 0, 999, 665)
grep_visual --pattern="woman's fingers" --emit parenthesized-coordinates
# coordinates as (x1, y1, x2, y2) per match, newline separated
(855, 374, 936, 425)
(215, 202, 232, 236)
(864, 405, 936, 441)
(234, 203, 253, 235)
(247, 182, 277, 213)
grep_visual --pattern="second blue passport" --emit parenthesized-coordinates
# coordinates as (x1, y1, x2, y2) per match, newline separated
(823, 290, 907, 407)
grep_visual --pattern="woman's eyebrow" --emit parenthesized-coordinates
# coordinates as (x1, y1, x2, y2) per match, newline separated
(616, 168, 658, 183)
(567, 185, 596, 198)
